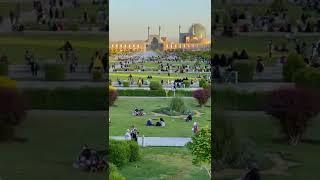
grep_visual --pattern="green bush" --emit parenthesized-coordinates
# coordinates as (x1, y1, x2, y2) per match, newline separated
(0, 64, 8, 75)
(92, 70, 103, 81)
(183, 80, 190, 88)
(199, 78, 208, 88)
(109, 140, 130, 167)
(233, 60, 254, 82)
(123, 81, 130, 87)
(44, 63, 65, 81)
(294, 67, 320, 89)
(108, 163, 126, 180)
(169, 96, 187, 113)
(127, 141, 140, 162)
(149, 81, 163, 90)
(283, 53, 306, 82)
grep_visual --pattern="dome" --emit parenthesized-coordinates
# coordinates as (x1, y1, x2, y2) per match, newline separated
(189, 24, 206, 39)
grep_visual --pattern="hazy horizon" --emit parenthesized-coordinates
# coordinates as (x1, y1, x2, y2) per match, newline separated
(110, 0, 211, 42)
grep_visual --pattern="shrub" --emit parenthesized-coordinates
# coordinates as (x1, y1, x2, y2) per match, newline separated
(0, 86, 26, 141)
(294, 67, 320, 89)
(192, 88, 211, 107)
(126, 141, 140, 162)
(0, 76, 17, 89)
(109, 140, 130, 167)
(92, 70, 103, 81)
(233, 60, 254, 82)
(169, 96, 187, 113)
(108, 163, 126, 180)
(44, 63, 65, 81)
(0, 64, 8, 75)
(199, 78, 208, 88)
(283, 53, 306, 82)
(265, 87, 320, 145)
(149, 81, 162, 90)
(109, 86, 118, 106)
(123, 81, 130, 87)
(183, 80, 190, 88)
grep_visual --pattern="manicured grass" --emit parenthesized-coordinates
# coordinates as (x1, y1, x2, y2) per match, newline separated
(0, 110, 106, 180)
(109, 97, 211, 137)
(0, 33, 107, 64)
(119, 147, 210, 179)
(216, 111, 320, 180)
(110, 72, 209, 82)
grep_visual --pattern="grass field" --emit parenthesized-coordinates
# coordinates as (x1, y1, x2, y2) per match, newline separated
(0, 33, 107, 64)
(119, 147, 210, 180)
(0, 110, 106, 180)
(109, 97, 211, 137)
(110, 72, 209, 83)
(216, 111, 320, 180)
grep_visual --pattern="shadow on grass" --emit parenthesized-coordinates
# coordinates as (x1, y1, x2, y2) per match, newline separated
(271, 138, 320, 145)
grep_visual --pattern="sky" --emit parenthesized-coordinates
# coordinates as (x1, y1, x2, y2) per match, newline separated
(110, 0, 211, 42)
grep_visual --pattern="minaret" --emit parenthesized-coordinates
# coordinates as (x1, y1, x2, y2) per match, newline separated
(192, 24, 195, 35)
(159, 25, 161, 37)
(179, 25, 181, 43)
(148, 26, 150, 40)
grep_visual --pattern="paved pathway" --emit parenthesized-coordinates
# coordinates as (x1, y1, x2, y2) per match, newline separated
(110, 136, 191, 147)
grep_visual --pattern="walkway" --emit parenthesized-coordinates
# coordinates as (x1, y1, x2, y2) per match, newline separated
(110, 136, 191, 147)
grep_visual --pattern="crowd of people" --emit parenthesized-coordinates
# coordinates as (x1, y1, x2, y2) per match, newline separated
(214, 2, 320, 34)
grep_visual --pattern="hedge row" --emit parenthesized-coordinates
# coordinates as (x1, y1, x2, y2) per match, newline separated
(117, 89, 166, 96)
(108, 140, 140, 167)
(213, 88, 267, 110)
(21, 87, 268, 110)
(22, 87, 106, 110)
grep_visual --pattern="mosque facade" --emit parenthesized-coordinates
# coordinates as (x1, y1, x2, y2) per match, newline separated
(109, 23, 210, 53)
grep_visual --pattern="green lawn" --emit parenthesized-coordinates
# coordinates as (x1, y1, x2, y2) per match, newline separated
(119, 147, 210, 180)
(110, 72, 208, 82)
(109, 97, 211, 137)
(216, 111, 320, 180)
(0, 110, 106, 180)
(0, 33, 107, 64)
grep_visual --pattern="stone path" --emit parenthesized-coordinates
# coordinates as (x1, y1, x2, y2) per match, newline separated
(110, 136, 191, 147)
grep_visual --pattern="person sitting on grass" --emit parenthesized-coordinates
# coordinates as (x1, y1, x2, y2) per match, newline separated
(146, 119, 154, 126)
(156, 118, 165, 127)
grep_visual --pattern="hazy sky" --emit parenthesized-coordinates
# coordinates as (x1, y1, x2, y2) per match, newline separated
(110, 0, 211, 42)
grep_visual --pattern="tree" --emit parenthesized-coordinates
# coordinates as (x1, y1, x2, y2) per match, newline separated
(187, 127, 211, 178)
(192, 88, 211, 107)
(265, 87, 320, 145)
